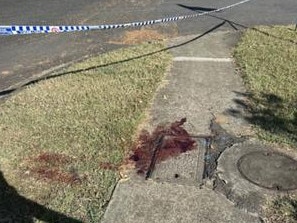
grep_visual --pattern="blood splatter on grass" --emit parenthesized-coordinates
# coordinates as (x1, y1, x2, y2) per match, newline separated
(99, 162, 119, 171)
(33, 152, 71, 166)
(130, 118, 196, 175)
(31, 167, 82, 185)
(26, 152, 85, 185)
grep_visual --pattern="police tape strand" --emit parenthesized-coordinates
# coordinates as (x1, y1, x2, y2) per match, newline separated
(0, 0, 252, 36)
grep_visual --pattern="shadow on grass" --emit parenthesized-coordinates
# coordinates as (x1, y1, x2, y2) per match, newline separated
(227, 91, 297, 145)
(0, 20, 227, 98)
(175, 5, 297, 146)
(0, 171, 82, 223)
(271, 195, 297, 221)
(290, 198, 297, 220)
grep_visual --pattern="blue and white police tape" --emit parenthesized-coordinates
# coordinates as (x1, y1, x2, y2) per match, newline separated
(0, 0, 252, 36)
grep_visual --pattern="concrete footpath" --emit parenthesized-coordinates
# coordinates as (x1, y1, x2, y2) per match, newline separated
(101, 31, 261, 223)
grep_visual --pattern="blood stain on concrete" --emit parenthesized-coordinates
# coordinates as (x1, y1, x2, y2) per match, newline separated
(129, 118, 196, 175)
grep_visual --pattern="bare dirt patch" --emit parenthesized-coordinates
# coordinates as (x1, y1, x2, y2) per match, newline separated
(109, 25, 178, 45)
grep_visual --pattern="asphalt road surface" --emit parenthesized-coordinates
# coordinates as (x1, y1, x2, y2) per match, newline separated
(0, 0, 296, 92)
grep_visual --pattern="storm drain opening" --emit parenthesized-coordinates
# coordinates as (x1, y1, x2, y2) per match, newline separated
(237, 151, 297, 191)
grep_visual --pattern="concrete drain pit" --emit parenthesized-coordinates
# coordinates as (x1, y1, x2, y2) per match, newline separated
(237, 151, 297, 191)
(214, 141, 297, 213)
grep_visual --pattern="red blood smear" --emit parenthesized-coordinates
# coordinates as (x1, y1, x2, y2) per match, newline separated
(29, 152, 83, 185)
(99, 162, 119, 171)
(129, 118, 196, 175)
(31, 167, 82, 185)
(34, 152, 71, 166)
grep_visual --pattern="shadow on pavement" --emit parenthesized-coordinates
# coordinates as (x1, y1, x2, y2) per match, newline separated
(1, 5, 296, 99)
(227, 91, 297, 145)
(0, 170, 82, 223)
(0, 21, 226, 99)
(178, 4, 297, 45)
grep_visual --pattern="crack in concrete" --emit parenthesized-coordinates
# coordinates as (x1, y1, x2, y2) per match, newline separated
(203, 118, 245, 179)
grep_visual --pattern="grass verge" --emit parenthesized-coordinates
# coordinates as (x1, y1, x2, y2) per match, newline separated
(234, 25, 297, 222)
(264, 195, 297, 223)
(234, 25, 297, 146)
(0, 42, 171, 222)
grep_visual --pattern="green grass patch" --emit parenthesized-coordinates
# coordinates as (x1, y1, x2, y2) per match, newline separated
(234, 25, 297, 146)
(0, 42, 171, 222)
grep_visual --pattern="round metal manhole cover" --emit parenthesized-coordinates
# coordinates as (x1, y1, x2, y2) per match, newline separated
(237, 151, 297, 191)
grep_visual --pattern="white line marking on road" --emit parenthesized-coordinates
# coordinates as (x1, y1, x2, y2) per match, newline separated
(173, 57, 233, 62)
